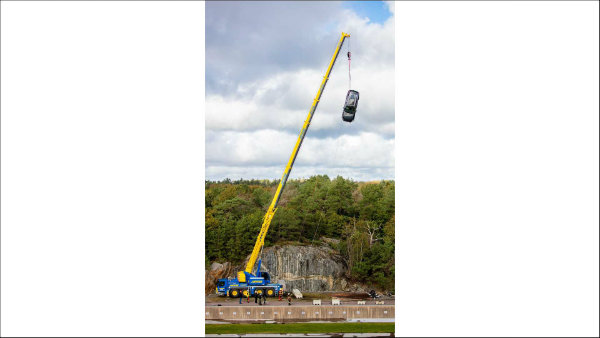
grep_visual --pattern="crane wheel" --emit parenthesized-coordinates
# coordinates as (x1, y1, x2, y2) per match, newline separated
(255, 289, 263, 295)
(267, 289, 275, 297)
(242, 290, 250, 297)
(230, 289, 239, 298)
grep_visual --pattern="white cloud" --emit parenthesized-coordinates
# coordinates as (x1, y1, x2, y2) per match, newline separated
(206, 165, 395, 182)
(206, 129, 394, 169)
(384, 1, 395, 15)
(205, 2, 395, 181)
(206, 66, 394, 134)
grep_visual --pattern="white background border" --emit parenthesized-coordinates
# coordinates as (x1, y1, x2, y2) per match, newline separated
(1, 1, 598, 337)
(1, 1, 205, 336)
(396, 1, 598, 336)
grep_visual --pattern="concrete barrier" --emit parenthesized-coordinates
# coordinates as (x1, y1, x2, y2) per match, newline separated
(357, 301, 366, 305)
(375, 301, 385, 305)
(205, 305, 394, 321)
(331, 299, 341, 305)
(313, 299, 321, 305)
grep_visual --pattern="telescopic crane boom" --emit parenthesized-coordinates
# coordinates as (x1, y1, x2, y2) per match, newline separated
(216, 33, 351, 298)
(240, 32, 351, 281)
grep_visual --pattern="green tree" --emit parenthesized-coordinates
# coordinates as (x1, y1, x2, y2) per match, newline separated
(233, 210, 264, 261)
(204, 176, 395, 291)
(358, 183, 384, 223)
(252, 187, 271, 208)
(269, 207, 302, 243)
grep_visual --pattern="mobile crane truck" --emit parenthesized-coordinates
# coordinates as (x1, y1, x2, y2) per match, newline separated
(216, 32, 352, 298)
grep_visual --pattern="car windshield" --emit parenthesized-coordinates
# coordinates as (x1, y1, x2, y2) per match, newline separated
(217, 281, 225, 287)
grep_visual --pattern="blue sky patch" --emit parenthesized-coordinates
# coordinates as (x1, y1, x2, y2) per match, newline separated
(343, 1, 391, 25)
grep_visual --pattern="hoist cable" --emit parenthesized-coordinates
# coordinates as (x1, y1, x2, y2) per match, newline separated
(347, 37, 351, 90)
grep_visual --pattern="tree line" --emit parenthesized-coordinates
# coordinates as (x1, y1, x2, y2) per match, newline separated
(205, 175, 395, 291)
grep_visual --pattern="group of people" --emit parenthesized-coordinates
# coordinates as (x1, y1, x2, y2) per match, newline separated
(236, 289, 268, 305)
(255, 292, 267, 305)
(236, 289, 293, 306)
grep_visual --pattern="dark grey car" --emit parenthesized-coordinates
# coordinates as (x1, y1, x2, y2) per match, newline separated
(342, 90, 360, 122)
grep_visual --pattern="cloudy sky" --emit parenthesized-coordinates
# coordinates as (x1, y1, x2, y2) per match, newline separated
(205, 1, 394, 181)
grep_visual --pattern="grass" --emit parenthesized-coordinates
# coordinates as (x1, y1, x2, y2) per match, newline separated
(205, 322, 394, 334)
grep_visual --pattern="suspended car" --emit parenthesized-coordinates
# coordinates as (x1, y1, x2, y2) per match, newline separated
(342, 90, 360, 122)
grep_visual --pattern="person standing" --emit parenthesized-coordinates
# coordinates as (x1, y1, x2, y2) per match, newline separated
(263, 293, 267, 305)
(287, 294, 292, 306)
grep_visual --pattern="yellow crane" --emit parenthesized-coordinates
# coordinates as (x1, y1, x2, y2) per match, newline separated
(216, 32, 351, 298)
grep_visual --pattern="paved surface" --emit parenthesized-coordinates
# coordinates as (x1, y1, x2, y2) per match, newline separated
(206, 298, 395, 307)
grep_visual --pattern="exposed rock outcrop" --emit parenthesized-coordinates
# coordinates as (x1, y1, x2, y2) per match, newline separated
(257, 245, 348, 292)
(205, 262, 234, 294)
(205, 245, 367, 294)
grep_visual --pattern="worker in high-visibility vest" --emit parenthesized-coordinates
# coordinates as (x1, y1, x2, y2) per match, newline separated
(278, 289, 283, 301)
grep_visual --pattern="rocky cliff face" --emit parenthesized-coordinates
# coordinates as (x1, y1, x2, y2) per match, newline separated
(258, 245, 348, 292)
(205, 262, 234, 295)
(205, 245, 362, 294)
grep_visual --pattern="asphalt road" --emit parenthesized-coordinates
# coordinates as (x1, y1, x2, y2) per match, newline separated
(206, 297, 395, 307)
